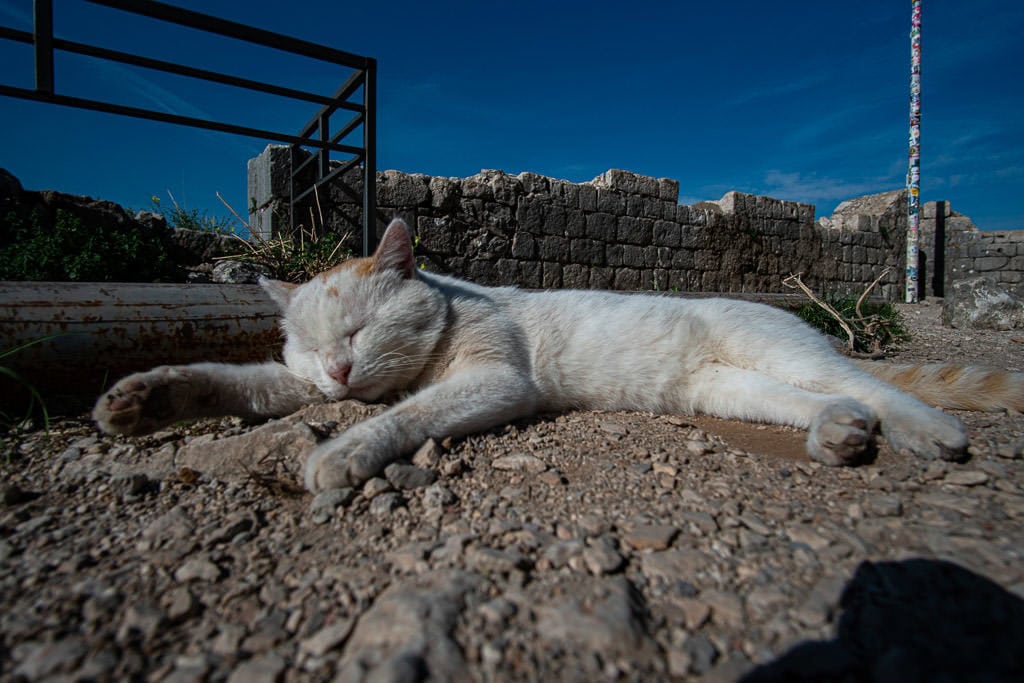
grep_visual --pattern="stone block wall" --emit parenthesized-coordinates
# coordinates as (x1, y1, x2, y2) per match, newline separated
(246, 146, 932, 301)
(947, 227, 1024, 297)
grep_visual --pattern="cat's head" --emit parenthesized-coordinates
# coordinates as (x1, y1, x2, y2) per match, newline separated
(260, 218, 446, 401)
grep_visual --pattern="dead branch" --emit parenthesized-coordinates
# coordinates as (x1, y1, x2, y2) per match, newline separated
(783, 273, 856, 350)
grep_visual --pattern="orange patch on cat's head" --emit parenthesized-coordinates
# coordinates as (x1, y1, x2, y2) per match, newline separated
(320, 257, 374, 284)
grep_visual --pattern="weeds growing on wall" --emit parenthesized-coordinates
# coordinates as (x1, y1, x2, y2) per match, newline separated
(217, 191, 353, 283)
(151, 192, 235, 235)
(0, 207, 173, 281)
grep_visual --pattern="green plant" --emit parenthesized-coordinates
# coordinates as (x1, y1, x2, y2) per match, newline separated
(0, 207, 173, 282)
(0, 334, 64, 456)
(785, 272, 908, 356)
(217, 191, 353, 283)
(151, 192, 235, 235)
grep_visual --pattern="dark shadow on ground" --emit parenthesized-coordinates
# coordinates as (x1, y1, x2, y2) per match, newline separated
(741, 558, 1024, 683)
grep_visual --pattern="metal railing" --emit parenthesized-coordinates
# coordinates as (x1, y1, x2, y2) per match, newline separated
(0, 0, 377, 255)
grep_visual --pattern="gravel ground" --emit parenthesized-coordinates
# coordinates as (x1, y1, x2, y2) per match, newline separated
(2, 299, 1023, 682)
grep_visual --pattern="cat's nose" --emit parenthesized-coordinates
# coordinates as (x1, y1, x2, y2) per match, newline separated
(327, 363, 351, 385)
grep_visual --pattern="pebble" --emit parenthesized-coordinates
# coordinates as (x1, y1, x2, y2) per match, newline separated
(423, 483, 458, 510)
(995, 439, 1023, 460)
(412, 438, 443, 467)
(384, 462, 438, 490)
(369, 492, 404, 516)
(582, 536, 625, 575)
(622, 524, 679, 551)
(362, 477, 393, 499)
(866, 494, 904, 517)
(226, 653, 286, 683)
(309, 488, 356, 523)
(491, 453, 548, 474)
(944, 470, 990, 486)
(681, 633, 718, 674)
(300, 618, 355, 657)
(174, 556, 221, 583)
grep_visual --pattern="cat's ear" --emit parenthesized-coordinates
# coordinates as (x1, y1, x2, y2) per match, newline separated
(372, 219, 416, 279)
(259, 277, 297, 310)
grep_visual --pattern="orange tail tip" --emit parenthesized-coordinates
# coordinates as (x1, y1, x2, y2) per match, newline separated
(857, 361, 1024, 413)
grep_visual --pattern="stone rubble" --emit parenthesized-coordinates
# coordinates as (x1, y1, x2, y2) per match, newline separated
(1, 301, 1023, 681)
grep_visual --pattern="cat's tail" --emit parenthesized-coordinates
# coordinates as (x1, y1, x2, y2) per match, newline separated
(855, 361, 1024, 412)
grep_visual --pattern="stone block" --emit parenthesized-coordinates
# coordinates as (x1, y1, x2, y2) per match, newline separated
(585, 213, 617, 242)
(511, 232, 536, 259)
(516, 199, 544, 234)
(659, 178, 680, 202)
(622, 245, 646, 269)
(570, 238, 605, 266)
(565, 209, 586, 237)
(578, 184, 597, 212)
(562, 264, 590, 289)
(539, 235, 569, 263)
(975, 256, 1010, 271)
(614, 268, 641, 290)
(589, 267, 614, 289)
(606, 244, 625, 267)
(653, 220, 682, 248)
(596, 189, 626, 215)
(378, 170, 431, 208)
(542, 205, 567, 236)
(542, 262, 562, 288)
(520, 261, 543, 288)
(496, 258, 519, 284)
(429, 177, 462, 210)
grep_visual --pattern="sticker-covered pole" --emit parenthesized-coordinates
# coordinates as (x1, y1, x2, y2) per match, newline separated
(906, 0, 922, 303)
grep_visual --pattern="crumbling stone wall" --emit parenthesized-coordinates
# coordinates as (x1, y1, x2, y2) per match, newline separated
(247, 146, 913, 299)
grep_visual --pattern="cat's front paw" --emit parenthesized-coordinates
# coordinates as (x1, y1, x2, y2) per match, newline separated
(93, 366, 192, 436)
(807, 400, 879, 466)
(304, 423, 397, 492)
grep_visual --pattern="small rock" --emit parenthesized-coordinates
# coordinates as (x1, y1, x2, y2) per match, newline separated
(300, 618, 355, 657)
(865, 494, 903, 517)
(423, 483, 457, 510)
(412, 438, 443, 467)
(703, 590, 745, 628)
(13, 637, 88, 679)
(385, 462, 438, 490)
(362, 477, 393, 499)
(467, 546, 531, 574)
(944, 470, 990, 486)
(162, 586, 201, 623)
(995, 439, 1023, 460)
(622, 524, 679, 551)
(110, 473, 153, 499)
(682, 633, 718, 674)
(174, 556, 221, 583)
(786, 524, 832, 551)
(583, 536, 625, 575)
(598, 420, 629, 437)
(309, 488, 355, 523)
(226, 652, 286, 683)
(212, 624, 246, 657)
(491, 453, 547, 474)
(478, 597, 517, 625)
(117, 602, 166, 644)
(369, 492, 404, 516)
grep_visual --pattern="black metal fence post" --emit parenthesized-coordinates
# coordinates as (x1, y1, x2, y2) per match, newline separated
(33, 0, 53, 93)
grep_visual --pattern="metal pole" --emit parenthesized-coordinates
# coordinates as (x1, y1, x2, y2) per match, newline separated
(905, 0, 922, 303)
(362, 61, 377, 257)
(33, 0, 54, 93)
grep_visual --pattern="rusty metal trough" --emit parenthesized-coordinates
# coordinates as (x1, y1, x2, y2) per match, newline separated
(0, 282, 282, 415)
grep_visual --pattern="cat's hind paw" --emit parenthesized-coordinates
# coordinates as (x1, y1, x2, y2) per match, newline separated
(882, 409, 968, 462)
(93, 366, 191, 436)
(303, 422, 397, 493)
(807, 400, 878, 466)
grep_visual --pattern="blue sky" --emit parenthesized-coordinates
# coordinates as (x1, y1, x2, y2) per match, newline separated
(1, 0, 1022, 231)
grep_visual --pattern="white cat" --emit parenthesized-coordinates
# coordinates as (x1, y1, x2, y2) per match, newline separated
(94, 219, 1023, 492)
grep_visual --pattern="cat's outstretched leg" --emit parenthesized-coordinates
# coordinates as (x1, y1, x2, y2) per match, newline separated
(687, 364, 879, 466)
(304, 363, 537, 491)
(94, 362, 323, 436)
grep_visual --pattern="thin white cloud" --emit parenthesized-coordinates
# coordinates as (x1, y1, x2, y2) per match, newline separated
(761, 169, 902, 205)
